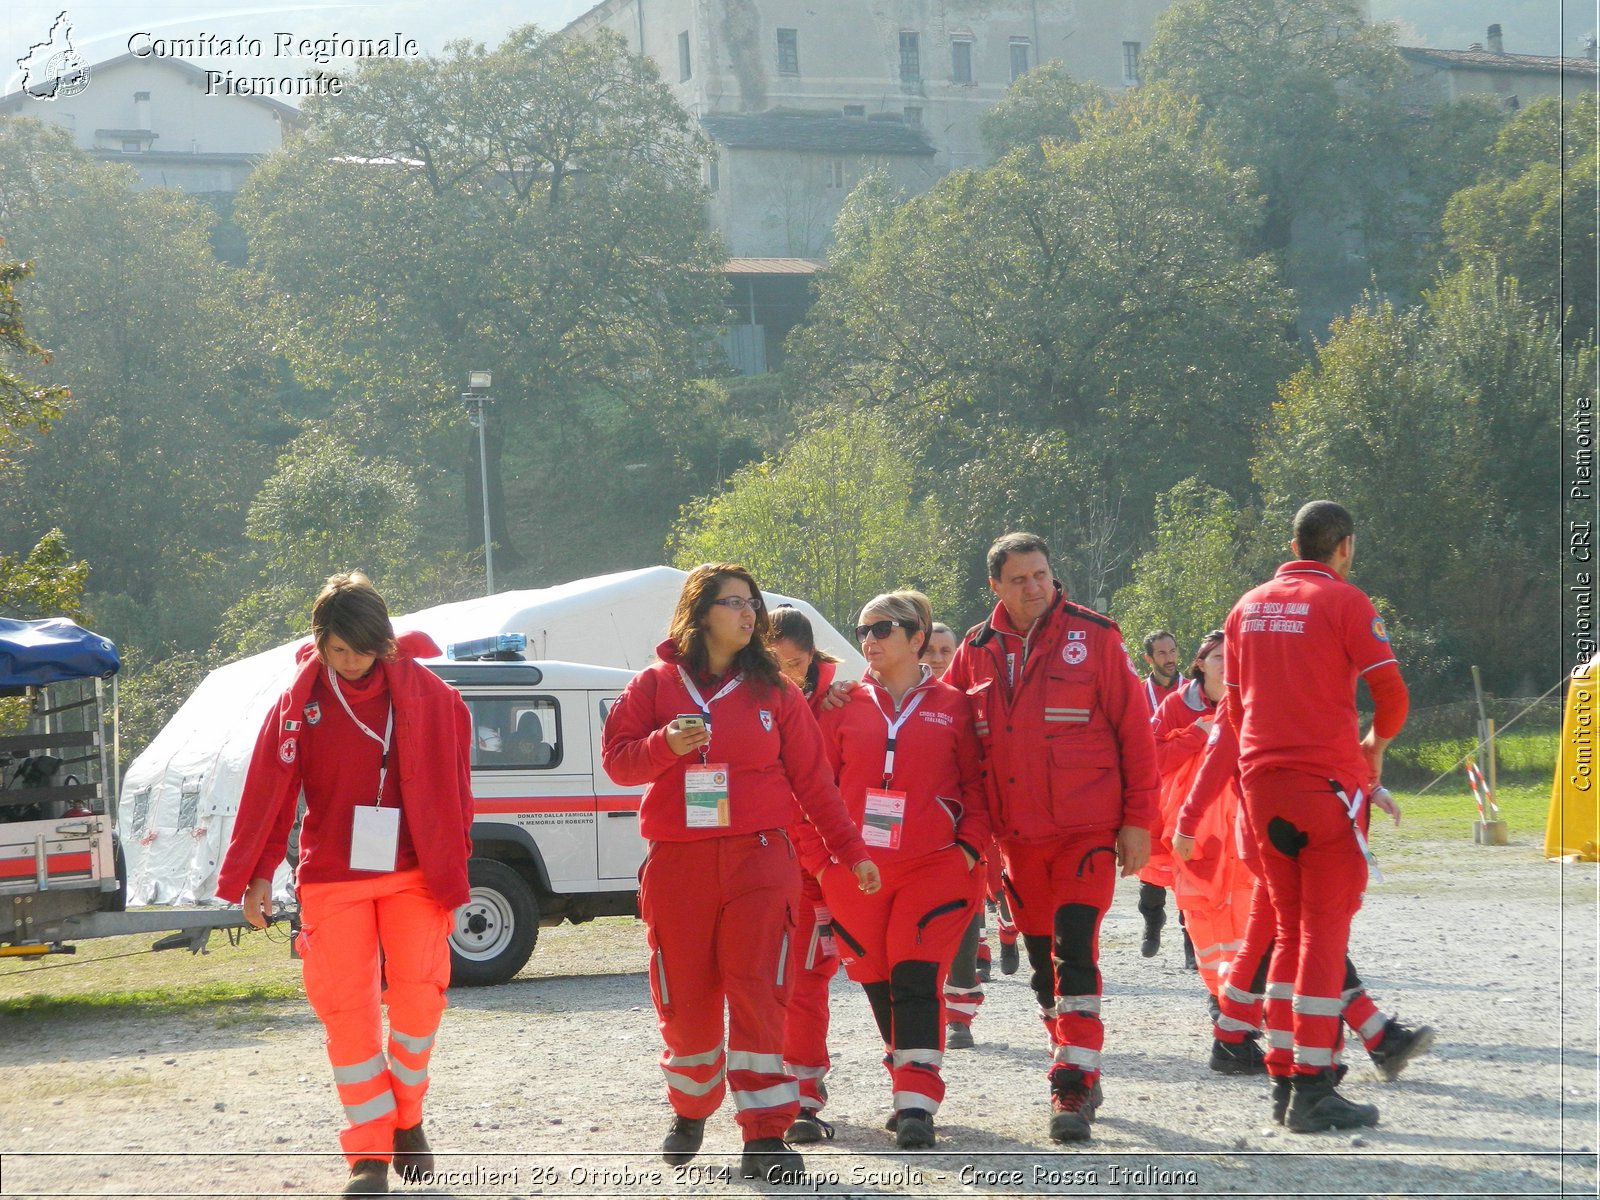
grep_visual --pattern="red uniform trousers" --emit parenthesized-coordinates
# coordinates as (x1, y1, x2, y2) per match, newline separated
(297, 868, 453, 1165)
(1217, 867, 1386, 1065)
(781, 871, 839, 1111)
(822, 846, 980, 1116)
(999, 830, 1118, 1087)
(640, 832, 802, 1142)
(1243, 767, 1368, 1077)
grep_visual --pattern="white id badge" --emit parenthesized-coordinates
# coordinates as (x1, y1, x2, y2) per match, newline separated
(684, 763, 731, 828)
(862, 788, 907, 850)
(350, 805, 400, 872)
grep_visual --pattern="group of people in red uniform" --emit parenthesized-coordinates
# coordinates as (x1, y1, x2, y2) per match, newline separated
(219, 500, 1432, 1192)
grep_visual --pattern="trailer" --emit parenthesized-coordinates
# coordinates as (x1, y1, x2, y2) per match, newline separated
(0, 618, 257, 961)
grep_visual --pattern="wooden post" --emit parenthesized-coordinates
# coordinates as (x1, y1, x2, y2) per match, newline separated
(1471, 677, 1509, 845)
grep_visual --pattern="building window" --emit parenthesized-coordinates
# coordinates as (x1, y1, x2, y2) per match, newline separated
(843, 103, 866, 118)
(1123, 41, 1141, 86)
(904, 105, 923, 127)
(827, 159, 845, 189)
(899, 32, 921, 83)
(951, 38, 974, 84)
(678, 30, 692, 81)
(1010, 38, 1031, 81)
(133, 90, 150, 102)
(122, 140, 141, 153)
(777, 28, 799, 75)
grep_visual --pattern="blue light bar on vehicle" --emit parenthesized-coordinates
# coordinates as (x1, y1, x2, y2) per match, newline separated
(446, 632, 529, 662)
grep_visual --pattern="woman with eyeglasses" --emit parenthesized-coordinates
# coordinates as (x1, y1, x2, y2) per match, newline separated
(798, 590, 989, 1151)
(601, 564, 880, 1184)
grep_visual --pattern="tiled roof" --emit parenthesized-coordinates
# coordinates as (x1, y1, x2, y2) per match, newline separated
(700, 112, 936, 156)
(1399, 45, 1598, 77)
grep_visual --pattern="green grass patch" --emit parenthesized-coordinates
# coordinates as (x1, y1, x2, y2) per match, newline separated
(1385, 729, 1557, 787)
(0, 980, 300, 1024)
(1388, 782, 1548, 842)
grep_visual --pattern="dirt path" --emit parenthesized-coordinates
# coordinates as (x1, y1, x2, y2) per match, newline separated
(1, 832, 1595, 1198)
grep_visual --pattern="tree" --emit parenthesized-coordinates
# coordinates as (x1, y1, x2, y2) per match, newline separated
(0, 238, 69, 475)
(213, 430, 472, 658)
(793, 85, 1296, 588)
(1110, 480, 1257, 664)
(979, 62, 1109, 158)
(670, 409, 962, 629)
(0, 117, 277, 652)
(237, 26, 730, 576)
(1443, 93, 1599, 340)
(0, 529, 88, 619)
(1143, 0, 1408, 255)
(1252, 267, 1573, 695)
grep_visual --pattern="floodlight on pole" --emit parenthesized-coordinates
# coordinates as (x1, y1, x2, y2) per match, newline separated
(463, 370, 494, 596)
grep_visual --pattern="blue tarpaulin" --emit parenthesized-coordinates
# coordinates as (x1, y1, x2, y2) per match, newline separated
(0, 618, 121, 687)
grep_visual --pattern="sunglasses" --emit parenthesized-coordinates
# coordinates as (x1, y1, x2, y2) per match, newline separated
(709, 596, 764, 613)
(855, 618, 916, 642)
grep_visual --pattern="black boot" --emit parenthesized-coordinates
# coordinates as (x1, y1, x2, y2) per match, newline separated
(1368, 1018, 1436, 1081)
(392, 1123, 433, 1182)
(661, 1114, 706, 1165)
(342, 1160, 388, 1196)
(1048, 1067, 1101, 1143)
(895, 1107, 936, 1149)
(1286, 1068, 1379, 1133)
(1209, 1034, 1267, 1075)
(740, 1137, 803, 1183)
(1270, 1076, 1292, 1125)
(1137, 882, 1166, 958)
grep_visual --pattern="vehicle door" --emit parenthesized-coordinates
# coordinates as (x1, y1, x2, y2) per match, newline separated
(591, 692, 646, 880)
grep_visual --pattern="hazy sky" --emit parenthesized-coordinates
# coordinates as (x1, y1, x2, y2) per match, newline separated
(3, 1, 600, 93)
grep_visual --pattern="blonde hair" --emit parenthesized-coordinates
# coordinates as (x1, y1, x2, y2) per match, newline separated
(860, 590, 933, 657)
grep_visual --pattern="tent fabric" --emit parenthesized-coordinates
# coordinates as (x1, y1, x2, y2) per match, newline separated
(118, 567, 865, 905)
(1547, 652, 1600, 862)
(0, 618, 121, 687)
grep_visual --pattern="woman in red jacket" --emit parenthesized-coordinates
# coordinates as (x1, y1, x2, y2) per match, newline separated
(807, 590, 989, 1151)
(601, 564, 879, 1184)
(217, 573, 474, 1197)
(767, 606, 843, 1145)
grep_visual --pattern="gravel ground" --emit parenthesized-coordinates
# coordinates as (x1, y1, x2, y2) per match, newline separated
(1, 829, 1595, 1199)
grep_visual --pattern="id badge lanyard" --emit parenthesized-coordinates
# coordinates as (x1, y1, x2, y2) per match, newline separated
(867, 684, 927, 789)
(1329, 780, 1384, 886)
(329, 666, 397, 871)
(677, 667, 743, 764)
(861, 682, 925, 851)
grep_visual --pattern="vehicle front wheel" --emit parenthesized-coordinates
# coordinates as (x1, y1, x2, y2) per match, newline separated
(449, 858, 539, 987)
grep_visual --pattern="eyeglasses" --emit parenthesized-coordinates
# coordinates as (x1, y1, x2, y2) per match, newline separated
(855, 619, 915, 642)
(709, 596, 764, 613)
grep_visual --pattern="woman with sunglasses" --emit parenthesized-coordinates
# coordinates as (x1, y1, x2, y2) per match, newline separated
(601, 564, 880, 1184)
(800, 590, 989, 1150)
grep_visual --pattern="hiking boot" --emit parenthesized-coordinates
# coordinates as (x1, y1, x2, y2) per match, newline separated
(1270, 1076, 1292, 1125)
(739, 1137, 803, 1183)
(1368, 1019, 1436, 1082)
(1210, 1035, 1268, 1076)
(342, 1160, 388, 1196)
(1140, 907, 1165, 958)
(884, 1111, 899, 1132)
(392, 1123, 433, 1183)
(784, 1109, 834, 1145)
(1048, 1068, 1100, 1143)
(661, 1114, 706, 1166)
(894, 1108, 936, 1150)
(945, 1021, 975, 1050)
(1000, 940, 1020, 975)
(1286, 1069, 1379, 1133)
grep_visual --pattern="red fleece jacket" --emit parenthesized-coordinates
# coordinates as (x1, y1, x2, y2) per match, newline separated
(216, 631, 475, 910)
(601, 640, 870, 867)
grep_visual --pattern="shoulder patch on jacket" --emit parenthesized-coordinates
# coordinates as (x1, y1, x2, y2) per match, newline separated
(1063, 600, 1115, 630)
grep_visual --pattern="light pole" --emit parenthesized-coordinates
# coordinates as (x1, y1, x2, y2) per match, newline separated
(463, 370, 494, 596)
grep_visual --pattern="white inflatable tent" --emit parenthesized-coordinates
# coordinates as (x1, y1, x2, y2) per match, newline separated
(119, 566, 863, 905)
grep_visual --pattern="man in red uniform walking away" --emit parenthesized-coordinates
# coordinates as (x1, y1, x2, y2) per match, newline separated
(1223, 501, 1410, 1133)
(945, 532, 1159, 1143)
(1136, 629, 1188, 962)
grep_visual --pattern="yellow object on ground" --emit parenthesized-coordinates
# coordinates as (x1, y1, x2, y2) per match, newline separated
(1548, 655, 1600, 861)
